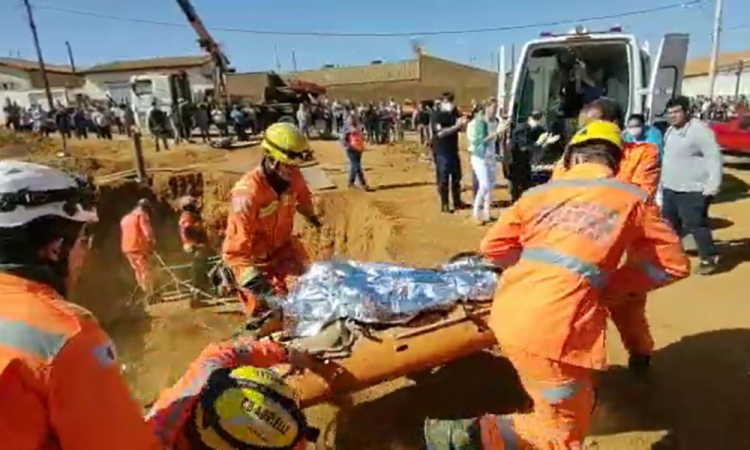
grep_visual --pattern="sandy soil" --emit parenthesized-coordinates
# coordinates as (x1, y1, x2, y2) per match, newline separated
(5, 130, 750, 449)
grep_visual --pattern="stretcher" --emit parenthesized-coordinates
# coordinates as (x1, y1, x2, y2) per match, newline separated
(254, 256, 501, 408)
(283, 304, 497, 408)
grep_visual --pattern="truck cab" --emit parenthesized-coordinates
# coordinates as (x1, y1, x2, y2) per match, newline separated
(130, 72, 193, 131)
(501, 27, 689, 171)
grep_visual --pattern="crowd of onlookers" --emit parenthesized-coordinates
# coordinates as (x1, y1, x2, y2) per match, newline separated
(297, 98, 407, 144)
(2, 95, 416, 149)
(2, 100, 137, 141)
(690, 95, 748, 122)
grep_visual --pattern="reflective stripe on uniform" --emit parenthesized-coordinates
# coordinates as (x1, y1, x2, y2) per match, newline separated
(0, 318, 66, 360)
(525, 178, 648, 201)
(521, 248, 607, 288)
(258, 200, 279, 218)
(496, 416, 518, 450)
(541, 381, 581, 404)
(639, 262, 671, 285)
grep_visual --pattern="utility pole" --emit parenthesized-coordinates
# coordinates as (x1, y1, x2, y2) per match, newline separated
(22, 0, 54, 112)
(274, 46, 281, 72)
(65, 41, 76, 74)
(707, 0, 724, 99)
(735, 60, 745, 101)
(291, 50, 298, 72)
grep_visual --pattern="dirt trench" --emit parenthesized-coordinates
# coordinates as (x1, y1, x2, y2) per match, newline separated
(72, 168, 406, 405)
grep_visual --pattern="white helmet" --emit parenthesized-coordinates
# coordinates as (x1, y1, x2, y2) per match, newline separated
(0, 161, 98, 228)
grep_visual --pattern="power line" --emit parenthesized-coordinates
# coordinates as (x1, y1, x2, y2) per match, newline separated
(33, 0, 702, 38)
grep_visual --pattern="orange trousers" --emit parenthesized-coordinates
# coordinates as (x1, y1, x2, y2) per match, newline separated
(124, 251, 153, 295)
(607, 293, 654, 356)
(233, 238, 310, 316)
(480, 350, 594, 449)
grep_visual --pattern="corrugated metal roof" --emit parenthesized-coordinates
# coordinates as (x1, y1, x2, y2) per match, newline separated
(284, 58, 419, 86)
(81, 55, 211, 74)
(685, 50, 750, 77)
(0, 57, 74, 74)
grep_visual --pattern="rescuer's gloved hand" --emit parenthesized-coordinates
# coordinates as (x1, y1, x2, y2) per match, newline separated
(306, 214, 323, 229)
(238, 266, 272, 297)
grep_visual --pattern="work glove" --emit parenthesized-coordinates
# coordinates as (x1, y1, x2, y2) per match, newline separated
(238, 266, 272, 297)
(306, 214, 323, 229)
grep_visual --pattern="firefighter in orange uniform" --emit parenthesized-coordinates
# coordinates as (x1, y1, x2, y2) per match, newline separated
(147, 337, 318, 450)
(551, 99, 661, 372)
(0, 160, 315, 450)
(552, 99, 660, 199)
(178, 196, 210, 303)
(475, 121, 688, 448)
(222, 122, 322, 317)
(0, 161, 163, 449)
(120, 198, 156, 296)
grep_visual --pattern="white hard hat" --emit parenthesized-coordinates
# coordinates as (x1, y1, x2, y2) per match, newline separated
(0, 161, 98, 228)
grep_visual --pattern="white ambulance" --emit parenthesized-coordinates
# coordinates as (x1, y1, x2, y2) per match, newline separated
(499, 26, 689, 168)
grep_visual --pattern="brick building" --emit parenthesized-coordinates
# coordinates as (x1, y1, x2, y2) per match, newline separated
(284, 54, 498, 105)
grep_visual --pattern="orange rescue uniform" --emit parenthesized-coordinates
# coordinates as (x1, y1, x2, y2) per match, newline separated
(147, 338, 299, 449)
(121, 208, 155, 293)
(479, 163, 689, 448)
(222, 166, 314, 315)
(0, 272, 162, 449)
(551, 141, 660, 200)
(551, 141, 661, 356)
(178, 211, 207, 252)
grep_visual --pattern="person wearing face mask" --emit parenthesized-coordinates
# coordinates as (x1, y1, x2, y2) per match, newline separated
(505, 111, 545, 202)
(222, 123, 322, 317)
(623, 114, 664, 162)
(623, 114, 664, 206)
(431, 92, 469, 213)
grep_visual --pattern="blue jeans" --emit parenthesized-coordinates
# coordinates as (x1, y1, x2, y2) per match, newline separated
(661, 189, 717, 260)
(346, 147, 366, 187)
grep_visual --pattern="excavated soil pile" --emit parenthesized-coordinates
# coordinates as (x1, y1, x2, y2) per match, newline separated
(299, 191, 403, 262)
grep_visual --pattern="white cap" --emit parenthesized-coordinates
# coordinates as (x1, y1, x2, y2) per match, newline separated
(0, 160, 98, 228)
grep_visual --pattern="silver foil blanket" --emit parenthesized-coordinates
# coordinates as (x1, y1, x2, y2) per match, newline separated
(275, 258, 497, 337)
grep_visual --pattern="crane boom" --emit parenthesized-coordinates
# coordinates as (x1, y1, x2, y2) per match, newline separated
(175, 0, 230, 102)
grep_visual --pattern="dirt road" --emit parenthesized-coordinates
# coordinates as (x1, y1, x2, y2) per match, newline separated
(6, 132, 750, 448)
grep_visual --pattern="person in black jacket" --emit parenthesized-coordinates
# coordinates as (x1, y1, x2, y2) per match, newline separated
(431, 93, 468, 213)
(505, 111, 546, 202)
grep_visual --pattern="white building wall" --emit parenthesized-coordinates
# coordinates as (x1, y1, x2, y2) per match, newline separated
(0, 88, 73, 123)
(81, 66, 213, 102)
(682, 70, 750, 98)
(0, 66, 33, 91)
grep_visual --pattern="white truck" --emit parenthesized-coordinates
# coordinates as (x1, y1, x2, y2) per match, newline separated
(499, 26, 689, 171)
(129, 72, 199, 131)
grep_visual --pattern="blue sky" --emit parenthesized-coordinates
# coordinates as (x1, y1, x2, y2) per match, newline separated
(1, 0, 748, 72)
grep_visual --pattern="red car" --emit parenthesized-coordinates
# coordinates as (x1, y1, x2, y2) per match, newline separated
(710, 114, 750, 156)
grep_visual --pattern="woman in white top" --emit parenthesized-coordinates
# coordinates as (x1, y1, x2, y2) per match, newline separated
(467, 102, 501, 224)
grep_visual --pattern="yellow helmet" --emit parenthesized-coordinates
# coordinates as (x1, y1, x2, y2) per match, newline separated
(567, 120, 622, 149)
(193, 366, 314, 449)
(261, 123, 309, 166)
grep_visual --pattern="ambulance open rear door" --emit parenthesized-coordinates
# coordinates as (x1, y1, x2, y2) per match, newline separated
(646, 33, 690, 126)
